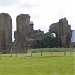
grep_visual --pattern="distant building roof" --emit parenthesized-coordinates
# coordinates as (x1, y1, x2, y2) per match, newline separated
(71, 30, 75, 42)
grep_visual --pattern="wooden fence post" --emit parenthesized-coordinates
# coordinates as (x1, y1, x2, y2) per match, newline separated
(64, 50, 66, 56)
(0, 52, 1, 60)
(11, 48, 12, 57)
(31, 50, 32, 57)
(70, 51, 72, 56)
(15, 49, 17, 57)
(41, 48, 43, 56)
(51, 50, 52, 56)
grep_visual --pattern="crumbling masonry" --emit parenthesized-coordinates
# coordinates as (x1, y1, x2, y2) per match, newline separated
(49, 18, 72, 47)
(15, 14, 30, 52)
(0, 13, 12, 53)
(0, 13, 72, 53)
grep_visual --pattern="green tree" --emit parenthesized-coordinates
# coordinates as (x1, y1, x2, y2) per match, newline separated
(42, 36, 62, 48)
(26, 38, 34, 48)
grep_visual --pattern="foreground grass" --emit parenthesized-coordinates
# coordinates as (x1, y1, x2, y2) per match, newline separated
(0, 56, 74, 75)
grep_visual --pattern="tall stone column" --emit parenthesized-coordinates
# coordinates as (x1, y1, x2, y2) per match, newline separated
(16, 14, 30, 52)
(0, 13, 12, 53)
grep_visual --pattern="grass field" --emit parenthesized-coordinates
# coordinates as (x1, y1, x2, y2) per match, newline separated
(0, 54, 74, 75)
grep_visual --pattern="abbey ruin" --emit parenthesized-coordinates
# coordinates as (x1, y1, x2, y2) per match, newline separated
(0, 13, 74, 53)
(49, 18, 72, 47)
(14, 14, 44, 53)
(0, 13, 12, 53)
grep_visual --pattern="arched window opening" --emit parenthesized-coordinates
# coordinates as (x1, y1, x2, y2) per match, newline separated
(51, 32, 56, 38)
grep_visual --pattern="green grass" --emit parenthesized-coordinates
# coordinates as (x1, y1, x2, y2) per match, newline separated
(0, 55, 74, 75)
(28, 48, 75, 52)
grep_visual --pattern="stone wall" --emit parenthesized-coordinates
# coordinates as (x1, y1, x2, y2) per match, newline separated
(0, 13, 12, 53)
(16, 14, 30, 52)
(49, 18, 72, 47)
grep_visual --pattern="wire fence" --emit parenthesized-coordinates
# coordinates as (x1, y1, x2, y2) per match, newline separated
(0, 48, 75, 58)
(28, 48, 75, 56)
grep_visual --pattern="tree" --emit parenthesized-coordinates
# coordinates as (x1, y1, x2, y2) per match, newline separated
(42, 36, 62, 48)
(26, 38, 34, 48)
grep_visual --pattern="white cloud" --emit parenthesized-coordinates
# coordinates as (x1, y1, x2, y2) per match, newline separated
(16, 0, 40, 9)
(0, 0, 75, 40)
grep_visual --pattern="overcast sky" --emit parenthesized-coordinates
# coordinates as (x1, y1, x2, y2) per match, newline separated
(0, 0, 75, 40)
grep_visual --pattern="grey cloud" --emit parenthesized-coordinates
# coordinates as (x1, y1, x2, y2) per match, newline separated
(0, 0, 19, 7)
(0, 0, 40, 9)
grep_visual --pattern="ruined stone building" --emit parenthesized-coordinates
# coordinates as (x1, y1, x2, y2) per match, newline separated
(0, 12, 74, 54)
(0, 13, 12, 53)
(14, 14, 44, 52)
(28, 21, 34, 37)
(14, 15, 72, 50)
(15, 14, 30, 52)
(49, 18, 72, 47)
(28, 21, 44, 39)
